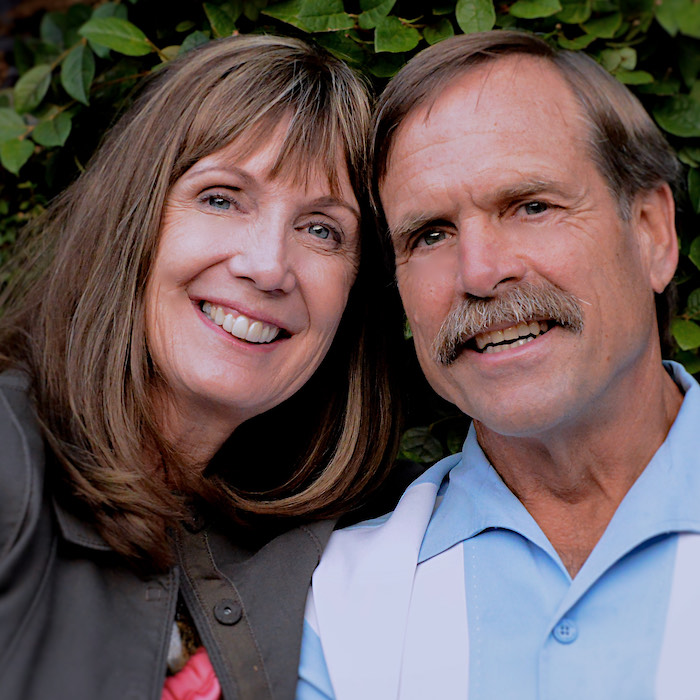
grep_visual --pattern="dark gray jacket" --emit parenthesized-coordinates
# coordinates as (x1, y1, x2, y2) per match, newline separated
(0, 371, 335, 700)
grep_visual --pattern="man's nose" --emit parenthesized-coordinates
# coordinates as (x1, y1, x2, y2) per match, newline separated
(226, 218, 296, 294)
(455, 218, 527, 298)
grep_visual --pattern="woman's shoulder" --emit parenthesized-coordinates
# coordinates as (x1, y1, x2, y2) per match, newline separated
(0, 370, 46, 558)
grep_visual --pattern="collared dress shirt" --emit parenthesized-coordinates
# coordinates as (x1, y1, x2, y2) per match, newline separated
(297, 362, 700, 700)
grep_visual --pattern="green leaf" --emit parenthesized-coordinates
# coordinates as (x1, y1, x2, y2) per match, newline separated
(635, 77, 681, 95)
(679, 148, 700, 167)
(91, 0, 128, 55)
(399, 426, 444, 464)
(600, 47, 636, 72)
(583, 12, 622, 37)
(653, 95, 700, 137)
(424, 18, 455, 44)
(176, 20, 196, 32)
(204, 3, 237, 38)
(263, 0, 353, 33)
(614, 69, 654, 85)
(79, 17, 154, 56)
(690, 235, 700, 270)
(455, 0, 496, 32)
(32, 112, 72, 147)
(510, 0, 562, 19)
(178, 30, 211, 55)
(678, 37, 700, 87)
(557, 33, 597, 49)
(656, 0, 700, 39)
(375, 16, 421, 52)
(0, 138, 34, 175)
(556, 0, 591, 23)
(315, 30, 367, 64)
(160, 45, 181, 62)
(688, 168, 700, 209)
(358, 0, 396, 29)
(686, 287, 700, 317)
(0, 109, 27, 143)
(61, 44, 95, 106)
(14, 64, 52, 114)
(368, 53, 405, 77)
(93, 3, 129, 20)
(446, 429, 466, 455)
(672, 318, 700, 349)
(243, 0, 266, 21)
(40, 12, 67, 47)
(13, 38, 33, 75)
(676, 350, 700, 374)
(66, 4, 92, 27)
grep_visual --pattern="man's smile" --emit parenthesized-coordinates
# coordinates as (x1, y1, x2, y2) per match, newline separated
(472, 320, 551, 354)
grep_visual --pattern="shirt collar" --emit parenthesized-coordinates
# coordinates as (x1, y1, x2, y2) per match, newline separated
(53, 496, 112, 551)
(419, 361, 700, 565)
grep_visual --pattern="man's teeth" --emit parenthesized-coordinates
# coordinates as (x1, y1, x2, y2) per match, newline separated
(475, 321, 549, 354)
(201, 301, 280, 343)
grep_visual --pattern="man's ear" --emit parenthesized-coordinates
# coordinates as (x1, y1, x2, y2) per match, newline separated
(632, 183, 678, 294)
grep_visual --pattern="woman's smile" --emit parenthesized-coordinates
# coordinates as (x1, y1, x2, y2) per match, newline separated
(200, 300, 283, 344)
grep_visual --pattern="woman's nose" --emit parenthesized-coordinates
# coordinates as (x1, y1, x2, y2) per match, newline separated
(226, 220, 296, 294)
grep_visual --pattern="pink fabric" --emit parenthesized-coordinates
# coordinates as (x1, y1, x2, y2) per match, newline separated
(162, 647, 222, 700)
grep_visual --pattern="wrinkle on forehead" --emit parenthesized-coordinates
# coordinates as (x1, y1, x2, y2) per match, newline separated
(383, 55, 592, 187)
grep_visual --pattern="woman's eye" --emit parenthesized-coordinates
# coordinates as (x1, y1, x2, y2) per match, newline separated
(417, 230, 448, 247)
(522, 201, 549, 215)
(206, 195, 231, 210)
(308, 223, 333, 240)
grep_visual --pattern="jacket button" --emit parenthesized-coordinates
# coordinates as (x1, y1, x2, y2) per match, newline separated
(214, 599, 242, 625)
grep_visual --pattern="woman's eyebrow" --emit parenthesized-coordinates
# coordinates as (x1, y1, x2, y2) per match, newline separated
(307, 195, 361, 222)
(182, 164, 256, 187)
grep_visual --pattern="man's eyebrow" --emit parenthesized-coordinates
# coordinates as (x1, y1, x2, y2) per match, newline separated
(388, 212, 450, 243)
(493, 179, 574, 203)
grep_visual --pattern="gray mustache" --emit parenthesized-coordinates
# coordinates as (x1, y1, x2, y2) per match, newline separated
(432, 281, 585, 365)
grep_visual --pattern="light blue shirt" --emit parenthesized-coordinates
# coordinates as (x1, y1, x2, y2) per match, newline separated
(298, 362, 700, 700)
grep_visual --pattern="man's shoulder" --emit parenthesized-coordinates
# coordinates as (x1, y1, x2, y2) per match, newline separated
(333, 451, 463, 539)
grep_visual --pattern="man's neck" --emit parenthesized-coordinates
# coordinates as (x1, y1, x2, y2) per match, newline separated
(474, 366, 684, 578)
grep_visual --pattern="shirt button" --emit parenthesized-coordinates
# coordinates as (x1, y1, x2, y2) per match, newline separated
(213, 599, 242, 625)
(553, 618, 578, 644)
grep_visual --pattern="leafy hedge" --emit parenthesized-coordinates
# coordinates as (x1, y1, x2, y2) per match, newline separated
(2, 0, 700, 464)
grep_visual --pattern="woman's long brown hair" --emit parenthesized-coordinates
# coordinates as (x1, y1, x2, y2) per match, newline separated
(0, 35, 402, 569)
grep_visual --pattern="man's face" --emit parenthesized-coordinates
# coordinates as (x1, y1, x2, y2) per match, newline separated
(381, 56, 675, 438)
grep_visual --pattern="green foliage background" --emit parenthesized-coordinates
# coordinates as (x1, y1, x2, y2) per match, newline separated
(3, 0, 700, 465)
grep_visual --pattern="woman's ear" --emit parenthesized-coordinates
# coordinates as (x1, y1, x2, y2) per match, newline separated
(632, 183, 678, 294)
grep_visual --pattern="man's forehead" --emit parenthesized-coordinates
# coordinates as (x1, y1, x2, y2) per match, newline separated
(380, 56, 590, 198)
(384, 56, 584, 167)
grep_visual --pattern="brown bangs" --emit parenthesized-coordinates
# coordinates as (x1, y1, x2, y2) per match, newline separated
(171, 50, 366, 198)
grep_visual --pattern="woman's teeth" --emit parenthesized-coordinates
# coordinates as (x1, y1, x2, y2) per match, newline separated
(475, 321, 549, 354)
(201, 301, 280, 343)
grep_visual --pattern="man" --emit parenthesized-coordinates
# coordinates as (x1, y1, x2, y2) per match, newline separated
(296, 31, 698, 699)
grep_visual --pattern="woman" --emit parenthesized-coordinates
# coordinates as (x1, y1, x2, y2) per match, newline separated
(0, 35, 400, 699)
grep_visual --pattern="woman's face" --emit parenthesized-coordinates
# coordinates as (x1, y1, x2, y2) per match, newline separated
(146, 123, 361, 455)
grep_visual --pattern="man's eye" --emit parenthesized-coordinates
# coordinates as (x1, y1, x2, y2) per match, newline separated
(207, 195, 231, 210)
(522, 201, 548, 215)
(417, 230, 448, 247)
